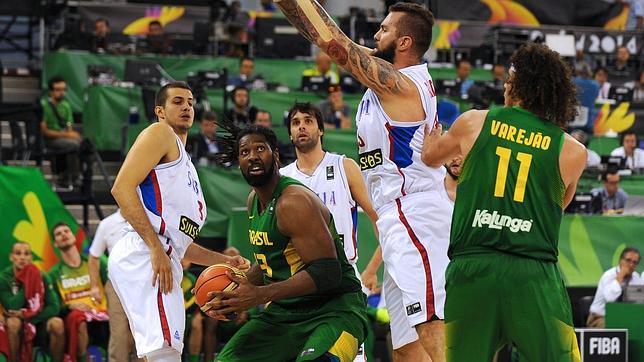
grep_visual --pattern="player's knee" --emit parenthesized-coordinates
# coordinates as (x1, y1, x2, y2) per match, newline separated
(47, 317, 65, 337)
(6, 317, 22, 334)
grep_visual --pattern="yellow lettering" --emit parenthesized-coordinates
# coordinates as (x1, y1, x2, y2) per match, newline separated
(374, 152, 382, 164)
(507, 126, 517, 142)
(491, 120, 501, 135)
(498, 123, 509, 139)
(524, 132, 535, 146)
(516, 129, 526, 144)
(541, 136, 551, 150)
(262, 232, 273, 246)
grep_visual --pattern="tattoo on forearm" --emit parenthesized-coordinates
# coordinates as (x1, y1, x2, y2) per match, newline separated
(326, 39, 348, 66)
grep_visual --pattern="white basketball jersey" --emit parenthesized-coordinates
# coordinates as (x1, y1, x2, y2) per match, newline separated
(280, 152, 359, 263)
(135, 134, 207, 259)
(356, 63, 446, 211)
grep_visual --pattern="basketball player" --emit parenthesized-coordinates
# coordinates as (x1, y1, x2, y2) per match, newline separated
(422, 43, 585, 361)
(277, 1, 449, 360)
(280, 102, 379, 362)
(108, 82, 249, 361)
(204, 125, 369, 361)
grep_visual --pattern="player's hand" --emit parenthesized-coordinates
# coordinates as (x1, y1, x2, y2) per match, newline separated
(90, 286, 103, 304)
(69, 303, 91, 312)
(361, 269, 378, 294)
(227, 255, 251, 272)
(151, 246, 173, 294)
(204, 271, 267, 320)
(423, 122, 442, 143)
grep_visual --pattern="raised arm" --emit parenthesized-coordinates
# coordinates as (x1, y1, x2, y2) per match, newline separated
(275, 0, 413, 99)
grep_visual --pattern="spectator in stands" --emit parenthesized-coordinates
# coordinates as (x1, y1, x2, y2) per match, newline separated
(0, 242, 64, 362)
(260, 0, 277, 12)
(456, 58, 474, 98)
(573, 62, 600, 131)
(303, 53, 340, 85)
(253, 110, 296, 164)
(591, 169, 629, 215)
(594, 67, 611, 102)
(607, 46, 636, 81)
(571, 130, 601, 168)
(186, 111, 223, 166)
(88, 210, 142, 362)
(146, 20, 171, 54)
(623, 0, 644, 31)
(40, 76, 82, 190)
(228, 57, 256, 88)
(625, 70, 644, 102)
(49, 222, 109, 362)
(91, 18, 109, 53)
(224, 86, 258, 127)
(587, 247, 641, 328)
(224, 1, 251, 57)
(611, 131, 644, 169)
(317, 84, 352, 129)
(491, 63, 506, 84)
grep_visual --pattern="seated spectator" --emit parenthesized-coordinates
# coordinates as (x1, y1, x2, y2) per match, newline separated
(456, 58, 474, 98)
(303, 53, 340, 85)
(91, 18, 109, 53)
(146, 20, 172, 54)
(0, 242, 64, 362)
(611, 131, 644, 170)
(625, 70, 644, 102)
(223, 1, 250, 57)
(186, 111, 223, 166)
(253, 110, 296, 164)
(607, 45, 637, 82)
(0, 302, 9, 360)
(48, 222, 109, 362)
(588, 247, 641, 328)
(88, 210, 141, 362)
(573, 62, 600, 130)
(259, 0, 277, 12)
(571, 130, 601, 168)
(591, 169, 629, 215)
(317, 84, 352, 129)
(40, 76, 82, 190)
(224, 86, 258, 127)
(228, 57, 263, 89)
(594, 67, 611, 102)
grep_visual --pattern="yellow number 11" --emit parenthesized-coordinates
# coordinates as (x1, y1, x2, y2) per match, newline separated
(494, 146, 532, 203)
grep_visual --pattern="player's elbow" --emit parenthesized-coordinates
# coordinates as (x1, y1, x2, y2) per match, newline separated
(305, 258, 342, 293)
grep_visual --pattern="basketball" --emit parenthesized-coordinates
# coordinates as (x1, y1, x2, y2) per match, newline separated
(193, 264, 246, 312)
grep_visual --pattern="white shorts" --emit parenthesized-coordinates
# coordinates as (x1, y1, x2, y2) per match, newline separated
(108, 233, 185, 358)
(377, 191, 451, 349)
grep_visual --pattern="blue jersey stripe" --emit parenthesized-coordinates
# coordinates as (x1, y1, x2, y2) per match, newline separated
(388, 125, 420, 169)
(140, 174, 161, 217)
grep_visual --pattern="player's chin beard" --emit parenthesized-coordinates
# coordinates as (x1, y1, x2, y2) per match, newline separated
(373, 42, 396, 64)
(445, 165, 460, 181)
(243, 160, 276, 187)
(294, 136, 318, 153)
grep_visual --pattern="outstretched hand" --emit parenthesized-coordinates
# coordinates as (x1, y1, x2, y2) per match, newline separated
(227, 255, 251, 272)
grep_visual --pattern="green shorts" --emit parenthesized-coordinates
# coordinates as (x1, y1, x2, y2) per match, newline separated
(217, 291, 368, 362)
(445, 253, 580, 362)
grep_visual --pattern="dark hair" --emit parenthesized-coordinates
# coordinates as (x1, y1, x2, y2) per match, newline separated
(593, 66, 609, 78)
(456, 58, 471, 68)
(232, 85, 249, 97)
(215, 118, 279, 164)
(48, 76, 65, 91)
(149, 20, 162, 28)
(388, 2, 434, 58)
(619, 131, 639, 147)
(620, 246, 640, 260)
(493, 63, 505, 69)
(155, 81, 192, 107)
(51, 221, 70, 234)
(95, 18, 109, 27)
(602, 167, 619, 181)
(255, 109, 271, 120)
(286, 102, 324, 137)
(201, 111, 217, 122)
(507, 43, 577, 128)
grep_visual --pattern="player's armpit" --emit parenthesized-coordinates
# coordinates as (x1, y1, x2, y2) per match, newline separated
(275, 0, 412, 98)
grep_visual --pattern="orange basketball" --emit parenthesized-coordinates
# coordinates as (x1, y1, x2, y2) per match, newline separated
(193, 264, 246, 312)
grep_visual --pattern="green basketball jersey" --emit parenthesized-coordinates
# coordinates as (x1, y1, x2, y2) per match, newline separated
(450, 106, 566, 262)
(248, 176, 362, 309)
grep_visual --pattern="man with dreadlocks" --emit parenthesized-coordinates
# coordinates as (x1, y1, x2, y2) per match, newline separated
(204, 124, 369, 361)
(422, 43, 586, 361)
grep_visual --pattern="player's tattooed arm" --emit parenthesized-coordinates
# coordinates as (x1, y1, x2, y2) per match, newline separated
(275, 0, 410, 97)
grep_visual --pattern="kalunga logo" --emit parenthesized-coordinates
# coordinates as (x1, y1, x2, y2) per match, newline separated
(472, 209, 533, 233)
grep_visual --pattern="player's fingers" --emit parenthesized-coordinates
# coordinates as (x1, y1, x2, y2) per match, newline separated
(226, 271, 246, 284)
(152, 271, 158, 288)
(165, 268, 173, 294)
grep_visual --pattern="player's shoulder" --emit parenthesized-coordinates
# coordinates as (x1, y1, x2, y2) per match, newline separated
(562, 133, 588, 158)
(141, 122, 176, 141)
(276, 184, 318, 213)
